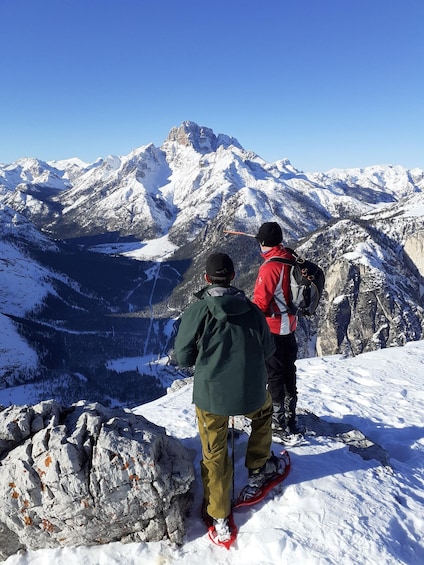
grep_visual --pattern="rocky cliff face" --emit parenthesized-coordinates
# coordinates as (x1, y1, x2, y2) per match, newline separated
(305, 219, 424, 357)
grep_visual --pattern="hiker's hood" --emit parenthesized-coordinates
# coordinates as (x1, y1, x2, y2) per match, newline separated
(194, 285, 250, 321)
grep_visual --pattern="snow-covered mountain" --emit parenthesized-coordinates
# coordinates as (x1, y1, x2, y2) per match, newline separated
(3, 122, 422, 245)
(1, 121, 423, 404)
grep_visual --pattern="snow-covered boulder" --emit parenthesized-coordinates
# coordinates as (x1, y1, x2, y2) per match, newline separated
(0, 400, 194, 555)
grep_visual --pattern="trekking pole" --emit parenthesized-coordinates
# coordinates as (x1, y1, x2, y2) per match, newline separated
(223, 229, 256, 238)
(231, 416, 235, 505)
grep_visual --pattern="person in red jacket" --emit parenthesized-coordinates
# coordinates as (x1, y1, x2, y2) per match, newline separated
(253, 222, 304, 445)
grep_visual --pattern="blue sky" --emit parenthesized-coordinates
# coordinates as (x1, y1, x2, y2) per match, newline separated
(1, 0, 423, 172)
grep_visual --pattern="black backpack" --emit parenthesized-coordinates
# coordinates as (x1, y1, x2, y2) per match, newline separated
(267, 250, 325, 316)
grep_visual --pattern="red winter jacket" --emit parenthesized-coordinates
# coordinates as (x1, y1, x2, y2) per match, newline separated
(253, 245, 298, 335)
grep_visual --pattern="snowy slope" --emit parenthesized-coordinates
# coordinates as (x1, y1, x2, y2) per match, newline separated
(0, 208, 61, 375)
(0, 208, 60, 316)
(4, 340, 423, 565)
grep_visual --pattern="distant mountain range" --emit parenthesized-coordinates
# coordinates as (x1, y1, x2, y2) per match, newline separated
(1, 121, 423, 406)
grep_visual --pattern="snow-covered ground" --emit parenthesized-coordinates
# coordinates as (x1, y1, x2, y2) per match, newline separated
(3, 340, 424, 565)
(89, 234, 179, 261)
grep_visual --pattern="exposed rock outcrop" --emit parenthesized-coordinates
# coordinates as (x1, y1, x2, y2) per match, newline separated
(0, 400, 194, 559)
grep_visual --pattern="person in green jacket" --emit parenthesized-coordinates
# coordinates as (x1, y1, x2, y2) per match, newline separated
(174, 252, 280, 544)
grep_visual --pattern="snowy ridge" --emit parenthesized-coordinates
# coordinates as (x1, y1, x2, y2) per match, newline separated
(0, 158, 72, 192)
(1, 121, 423, 247)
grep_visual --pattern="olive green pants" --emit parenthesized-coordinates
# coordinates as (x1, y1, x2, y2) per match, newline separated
(195, 390, 273, 519)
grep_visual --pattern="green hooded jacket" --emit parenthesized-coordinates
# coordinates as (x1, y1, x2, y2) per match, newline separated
(174, 284, 275, 416)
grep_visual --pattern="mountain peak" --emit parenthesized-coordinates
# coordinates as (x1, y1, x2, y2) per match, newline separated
(165, 121, 241, 154)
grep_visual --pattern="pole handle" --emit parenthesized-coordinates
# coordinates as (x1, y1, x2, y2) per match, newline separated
(223, 229, 256, 238)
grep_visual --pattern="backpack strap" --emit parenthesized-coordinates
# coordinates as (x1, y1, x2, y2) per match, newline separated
(266, 257, 296, 266)
(265, 256, 297, 315)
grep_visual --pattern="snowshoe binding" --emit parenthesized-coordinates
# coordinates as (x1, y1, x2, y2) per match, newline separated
(234, 450, 291, 508)
(201, 504, 237, 549)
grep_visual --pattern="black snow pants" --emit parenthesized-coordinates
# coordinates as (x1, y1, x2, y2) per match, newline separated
(265, 332, 298, 430)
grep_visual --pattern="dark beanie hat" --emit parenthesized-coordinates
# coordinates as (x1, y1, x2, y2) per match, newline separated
(206, 252, 235, 278)
(256, 222, 283, 246)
